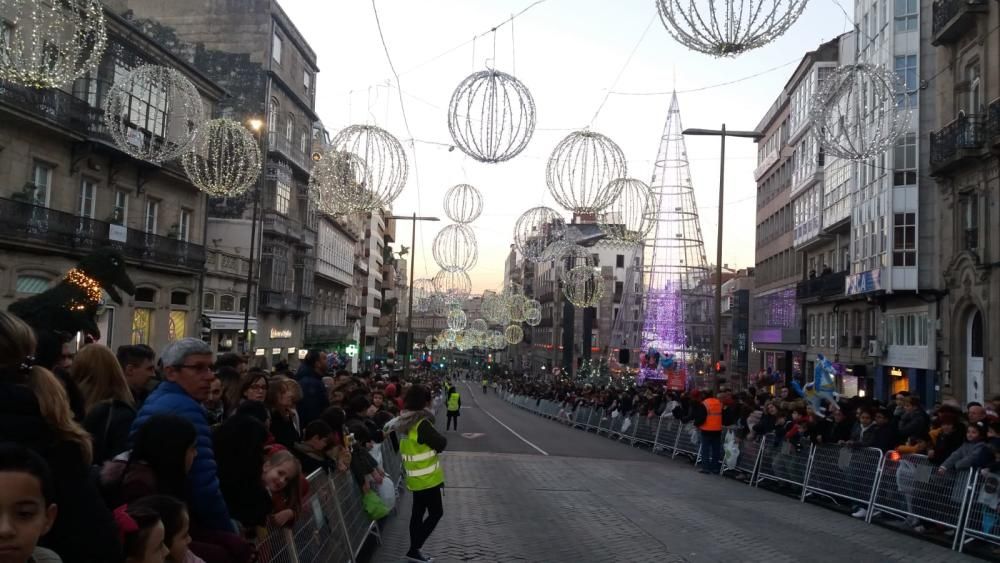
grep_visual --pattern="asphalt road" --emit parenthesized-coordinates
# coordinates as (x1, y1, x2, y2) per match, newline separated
(371, 381, 979, 563)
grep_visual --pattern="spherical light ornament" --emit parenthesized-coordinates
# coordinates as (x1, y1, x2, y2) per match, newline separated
(546, 131, 627, 214)
(443, 184, 484, 223)
(811, 63, 912, 161)
(432, 296, 451, 317)
(504, 324, 524, 345)
(447, 308, 468, 331)
(182, 119, 261, 197)
(0, 0, 106, 89)
(563, 265, 604, 308)
(105, 65, 204, 164)
(508, 294, 529, 323)
(656, 0, 807, 57)
(526, 298, 541, 312)
(471, 318, 489, 333)
(432, 269, 472, 300)
(525, 308, 542, 327)
(432, 224, 478, 272)
(491, 330, 506, 350)
(448, 69, 536, 163)
(481, 292, 503, 324)
(425, 335, 438, 350)
(556, 244, 597, 283)
(328, 124, 408, 211)
(514, 207, 567, 263)
(445, 329, 458, 343)
(309, 150, 374, 215)
(598, 178, 657, 245)
(412, 278, 436, 312)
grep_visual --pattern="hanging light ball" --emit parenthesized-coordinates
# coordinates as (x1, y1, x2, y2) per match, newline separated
(105, 65, 204, 164)
(526, 298, 541, 312)
(556, 244, 597, 283)
(0, 0, 107, 89)
(811, 63, 912, 161)
(445, 329, 458, 343)
(447, 308, 468, 331)
(471, 318, 489, 333)
(309, 149, 374, 215)
(182, 119, 261, 197)
(412, 278, 436, 312)
(514, 207, 567, 263)
(432, 224, 478, 272)
(505, 324, 524, 345)
(598, 178, 657, 245)
(525, 307, 542, 327)
(328, 124, 408, 211)
(447, 69, 536, 163)
(425, 335, 438, 350)
(443, 184, 484, 224)
(508, 294, 529, 323)
(563, 265, 604, 308)
(545, 131, 627, 214)
(656, 0, 807, 57)
(432, 269, 472, 300)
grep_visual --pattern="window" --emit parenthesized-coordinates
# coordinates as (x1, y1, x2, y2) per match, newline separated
(78, 178, 97, 218)
(819, 313, 827, 347)
(616, 254, 625, 268)
(275, 181, 291, 215)
(113, 59, 169, 138)
(829, 313, 836, 346)
(15, 275, 48, 294)
(135, 287, 157, 303)
(961, 195, 979, 251)
(168, 310, 187, 341)
(31, 161, 52, 206)
(303, 70, 311, 91)
(299, 131, 308, 153)
(203, 292, 216, 311)
(144, 200, 159, 234)
(809, 315, 817, 346)
(892, 213, 916, 266)
(113, 190, 128, 225)
(267, 98, 278, 143)
(272, 32, 282, 64)
(219, 294, 236, 312)
(1, 20, 14, 65)
(178, 209, 191, 242)
(966, 63, 981, 113)
(894, 0, 917, 31)
(131, 308, 152, 345)
(285, 113, 294, 142)
(893, 133, 916, 186)
(170, 291, 189, 306)
(894, 55, 917, 108)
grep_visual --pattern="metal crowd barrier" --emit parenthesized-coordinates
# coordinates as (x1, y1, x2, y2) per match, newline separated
(506, 393, 998, 555)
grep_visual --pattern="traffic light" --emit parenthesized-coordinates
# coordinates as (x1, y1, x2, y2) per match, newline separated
(715, 361, 726, 373)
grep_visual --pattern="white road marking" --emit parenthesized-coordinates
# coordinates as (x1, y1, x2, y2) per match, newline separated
(464, 382, 549, 456)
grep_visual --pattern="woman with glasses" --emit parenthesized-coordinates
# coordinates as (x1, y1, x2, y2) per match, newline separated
(240, 369, 269, 404)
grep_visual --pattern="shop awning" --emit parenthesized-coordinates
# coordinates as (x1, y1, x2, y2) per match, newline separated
(208, 314, 256, 332)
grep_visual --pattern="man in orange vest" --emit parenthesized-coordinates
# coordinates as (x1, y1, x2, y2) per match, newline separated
(695, 388, 724, 474)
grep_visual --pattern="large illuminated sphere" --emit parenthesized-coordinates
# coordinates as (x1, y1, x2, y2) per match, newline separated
(182, 119, 261, 197)
(505, 324, 524, 345)
(432, 224, 478, 272)
(563, 265, 604, 308)
(447, 69, 536, 163)
(443, 184, 483, 223)
(514, 207, 567, 263)
(471, 318, 489, 333)
(310, 150, 374, 215)
(412, 278, 436, 312)
(447, 308, 468, 331)
(433, 269, 472, 300)
(508, 294, 529, 323)
(656, 0, 807, 57)
(0, 0, 106, 89)
(811, 64, 911, 161)
(328, 124, 408, 211)
(525, 308, 542, 327)
(598, 178, 657, 245)
(556, 244, 596, 283)
(545, 131, 626, 214)
(105, 65, 204, 164)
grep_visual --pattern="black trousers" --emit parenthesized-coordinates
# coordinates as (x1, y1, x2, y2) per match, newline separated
(409, 485, 444, 554)
(446, 412, 459, 430)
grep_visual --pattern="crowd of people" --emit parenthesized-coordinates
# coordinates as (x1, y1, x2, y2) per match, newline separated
(0, 308, 450, 563)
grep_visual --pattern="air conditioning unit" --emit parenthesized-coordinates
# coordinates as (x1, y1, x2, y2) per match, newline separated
(867, 339, 882, 357)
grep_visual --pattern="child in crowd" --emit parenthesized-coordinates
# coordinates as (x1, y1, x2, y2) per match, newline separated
(294, 421, 335, 476)
(939, 421, 994, 474)
(0, 443, 60, 563)
(131, 496, 204, 563)
(262, 450, 303, 528)
(117, 503, 168, 563)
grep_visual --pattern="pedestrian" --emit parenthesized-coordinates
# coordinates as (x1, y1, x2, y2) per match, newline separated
(394, 384, 446, 563)
(695, 388, 723, 474)
(295, 350, 329, 427)
(445, 384, 461, 431)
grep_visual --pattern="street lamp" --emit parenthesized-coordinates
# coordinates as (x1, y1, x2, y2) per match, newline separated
(242, 116, 266, 355)
(682, 125, 762, 383)
(388, 213, 441, 379)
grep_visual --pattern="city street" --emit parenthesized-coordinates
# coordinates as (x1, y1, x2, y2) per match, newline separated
(373, 382, 973, 563)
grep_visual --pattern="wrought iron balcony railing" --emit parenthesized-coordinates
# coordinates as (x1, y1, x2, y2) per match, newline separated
(932, 0, 989, 44)
(930, 114, 987, 171)
(796, 270, 847, 301)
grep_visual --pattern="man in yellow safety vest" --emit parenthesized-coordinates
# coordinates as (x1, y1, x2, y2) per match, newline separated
(396, 384, 447, 563)
(445, 385, 461, 431)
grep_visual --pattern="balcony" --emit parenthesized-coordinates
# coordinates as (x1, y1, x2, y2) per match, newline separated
(932, 0, 989, 45)
(304, 323, 351, 344)
(796, 270, 847, 302)
(989, 99, 1000, 148)
(0, 81, 91, 133)
(268, 133, 311, 173)
(0, 198, 205, 270)
(259, 289, 311, 315)
(346, 304, 363, 319)
(930, 114, 988, 175)
(261, 210, 304, 243)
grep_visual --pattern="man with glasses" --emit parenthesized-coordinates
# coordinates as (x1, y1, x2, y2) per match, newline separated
(129, 338, 234, 533)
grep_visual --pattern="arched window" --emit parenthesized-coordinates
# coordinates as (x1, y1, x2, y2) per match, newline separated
(203, 292, 216, 311)
(970, 310, 984, 358)
(286, 113, 294, 142)
(268, 98, 278, 141)
(220, 294, 236, 312)
(15, 275, 49, 295)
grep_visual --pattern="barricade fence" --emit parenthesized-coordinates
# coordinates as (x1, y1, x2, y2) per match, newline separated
(254, 435, 405, 563)
(505, 393, 994, 554)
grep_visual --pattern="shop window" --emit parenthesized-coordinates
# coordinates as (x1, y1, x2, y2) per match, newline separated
(131, 308, 152, 345)
(168, 310, 187, 341)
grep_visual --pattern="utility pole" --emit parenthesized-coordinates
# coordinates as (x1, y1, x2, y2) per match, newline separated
(242, 117, 266, 355)
(388, 213, 440, 380)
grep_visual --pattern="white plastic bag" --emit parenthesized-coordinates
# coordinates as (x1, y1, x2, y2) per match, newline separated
(723, 432, 739, 469)
(620, 416, 632, 434)
(376, 476, 396, 509)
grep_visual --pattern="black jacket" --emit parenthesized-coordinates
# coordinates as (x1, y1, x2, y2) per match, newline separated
(871, 423, 900, 452)
(0, 381, 121, 563)
(270, 410, 300, 451)
(82, 399, 136, 465)
(897, 409, 931, 441)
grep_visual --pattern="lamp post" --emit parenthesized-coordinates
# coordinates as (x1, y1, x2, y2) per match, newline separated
(682, 125, 762, 383)
(242, 117, 265, 355)
(388, 213, 440, 379)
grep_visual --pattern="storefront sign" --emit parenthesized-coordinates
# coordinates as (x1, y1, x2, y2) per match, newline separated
(298, 349, 308, 360)
(254, 348, 265, 356)
(109, 224, 127, 243)
(666, 369, 685, 391)
(271, 347, 282, 355)
(345, 344, 358, 357)
(270, 328, 292, 339)
(287, 347, 296, 354)
(890, 367, 904, 377)
(846, 269, 882, 295)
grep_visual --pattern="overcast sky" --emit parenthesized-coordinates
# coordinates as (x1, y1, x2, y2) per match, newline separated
(280, 0, 853, 292)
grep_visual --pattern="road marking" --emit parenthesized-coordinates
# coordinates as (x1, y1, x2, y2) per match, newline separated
(461, 432, 485, 439)
(465, 382, 549, 456)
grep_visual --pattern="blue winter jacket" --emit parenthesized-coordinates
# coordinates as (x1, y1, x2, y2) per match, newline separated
(295, 364, 329, 427)
(129, 381, 233, 531)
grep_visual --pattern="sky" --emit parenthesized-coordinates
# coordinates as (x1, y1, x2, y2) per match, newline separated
(280, 0, 855, 293)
